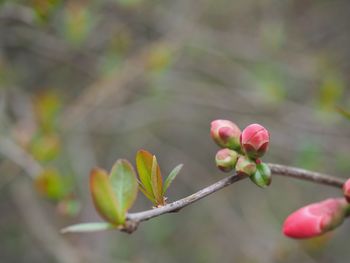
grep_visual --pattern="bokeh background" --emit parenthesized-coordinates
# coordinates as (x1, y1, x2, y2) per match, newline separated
(1, 0, 350, 262)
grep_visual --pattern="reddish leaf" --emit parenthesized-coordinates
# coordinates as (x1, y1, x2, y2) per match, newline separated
(136, 150, 155, 199)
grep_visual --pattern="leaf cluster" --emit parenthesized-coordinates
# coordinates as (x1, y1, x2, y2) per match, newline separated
(62, 149, 182, 233)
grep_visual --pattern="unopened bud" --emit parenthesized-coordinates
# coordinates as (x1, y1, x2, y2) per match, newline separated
(210, 120, 241, 150)
(343, 178, 350, 203)
(215, 148, 238, 172)
(250, 162, 271, 188)
(235, 155, 256, 176)
(283, 198, 348, 239)
(240, 124, 269, 159)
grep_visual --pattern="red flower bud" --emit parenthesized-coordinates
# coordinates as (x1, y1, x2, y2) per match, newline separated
(210, 120, 241, 150)
(235, 155, 256, 176)
(282, 198, 348, 239)
(343, 178, 350, 203)
(240, 124, 269, 159)
(215, 148, 238, 172)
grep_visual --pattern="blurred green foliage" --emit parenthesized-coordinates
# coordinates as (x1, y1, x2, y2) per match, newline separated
(35, 168, 67, 200)
(1, 0, 350, 262)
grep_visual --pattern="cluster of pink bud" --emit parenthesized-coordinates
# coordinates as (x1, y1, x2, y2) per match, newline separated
(210, 119, 271, 188)
(283, 198, 349, 239)
(211, 119, 350, 239)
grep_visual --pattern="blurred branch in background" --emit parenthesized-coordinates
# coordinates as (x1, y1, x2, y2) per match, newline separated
(0, 137, 42, 179)
(11, 180, 84, 263)
(60, 1, 207, 130)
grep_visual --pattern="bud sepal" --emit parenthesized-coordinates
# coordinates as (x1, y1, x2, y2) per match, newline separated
(250, 162, 271, 188)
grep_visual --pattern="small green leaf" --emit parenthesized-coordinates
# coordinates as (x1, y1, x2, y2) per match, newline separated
(163, 164, 183, 194)
(90, 168, 120, 225)
(109, 159, 138, 224)
(151, 155, 164, 205)
(250, 163, 272, 188)
(136, 150, 154, 198)
(61, 222, 115, 233)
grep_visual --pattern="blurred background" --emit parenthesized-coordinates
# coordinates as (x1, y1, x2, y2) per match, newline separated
(1, 0, 350, 262)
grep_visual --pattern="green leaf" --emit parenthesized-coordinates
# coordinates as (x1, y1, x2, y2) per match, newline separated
(250, 163, 272, 188)
(151, 155, 163, 204)
(61, 222, 115, 233)
(163, 164, 183, 194)
(109, 159, 138, 223)
(90, 168, 120, 225)
(136, 150, 155, 199)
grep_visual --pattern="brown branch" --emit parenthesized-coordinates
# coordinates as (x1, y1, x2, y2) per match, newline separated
(120, 163, 346, 233)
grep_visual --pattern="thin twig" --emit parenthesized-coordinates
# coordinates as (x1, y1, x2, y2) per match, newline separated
(267, 163, 345, 188)
(127, 173, 247, 223)
(119, 163, 346, 232)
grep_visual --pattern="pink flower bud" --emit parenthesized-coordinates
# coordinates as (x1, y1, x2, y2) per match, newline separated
(240, 124, 269, 159)
(282, 198, 348, 239)
(235, 155, 256, 176)
(215, 148, 238, 172)
(210, 120, 241, 150)
(343, 178, 350, 203)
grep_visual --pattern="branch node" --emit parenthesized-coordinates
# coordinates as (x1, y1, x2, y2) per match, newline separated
(120, 220, 139, 234)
